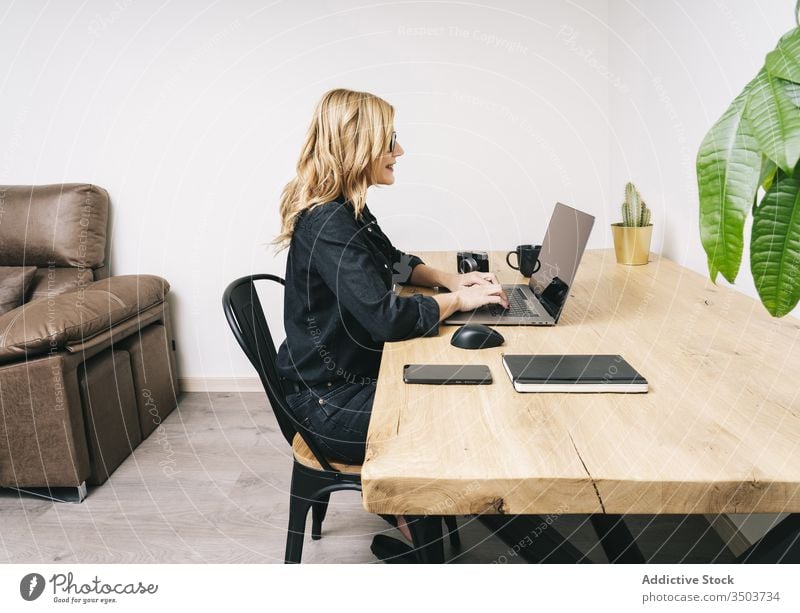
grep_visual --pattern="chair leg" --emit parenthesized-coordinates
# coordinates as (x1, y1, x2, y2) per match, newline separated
(284, 462, 362, 563)
(285, 494, 312, 564)
(443, 516, 461, 548)
(311, 492, 331, 541)
(285, 464, 314, 564)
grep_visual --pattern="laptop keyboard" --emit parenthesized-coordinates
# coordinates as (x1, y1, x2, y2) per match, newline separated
(488, 287, 541, 318)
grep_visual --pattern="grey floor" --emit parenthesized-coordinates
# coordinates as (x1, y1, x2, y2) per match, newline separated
(0, 392, 734, 564)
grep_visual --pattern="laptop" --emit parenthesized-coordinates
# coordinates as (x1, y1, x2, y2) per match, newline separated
(444, 202, 595, 326)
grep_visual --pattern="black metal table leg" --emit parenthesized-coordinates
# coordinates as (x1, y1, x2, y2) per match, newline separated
(443, 515, 461, 548)
(735, 514, 800, 563)
(406, 515, 445, 563)
(478, 515, 590, 563)
(589, 514, 645, 563)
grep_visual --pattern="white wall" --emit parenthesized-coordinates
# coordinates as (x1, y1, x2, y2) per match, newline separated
(0, 0, 796, 383)
(608, 0, 797, 311)
(0, 0, 612, 381)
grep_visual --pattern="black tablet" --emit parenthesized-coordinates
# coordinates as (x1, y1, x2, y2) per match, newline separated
(403, 364, 492, 385)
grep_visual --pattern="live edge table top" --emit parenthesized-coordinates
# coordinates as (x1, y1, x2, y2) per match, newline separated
(361, 250, 800, 516)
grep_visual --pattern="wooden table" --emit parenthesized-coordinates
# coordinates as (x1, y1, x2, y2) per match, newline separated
(362, 250, 800, 562)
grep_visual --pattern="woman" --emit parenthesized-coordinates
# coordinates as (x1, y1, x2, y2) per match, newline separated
(274, 89, 507, 537)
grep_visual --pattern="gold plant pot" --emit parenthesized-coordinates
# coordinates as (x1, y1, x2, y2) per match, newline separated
(611, 223, 653, 265)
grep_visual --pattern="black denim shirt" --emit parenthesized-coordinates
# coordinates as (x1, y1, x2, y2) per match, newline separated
(276, 199, 440, 387)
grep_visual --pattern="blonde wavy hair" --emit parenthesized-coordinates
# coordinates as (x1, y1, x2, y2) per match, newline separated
(273, 88, 395, 249)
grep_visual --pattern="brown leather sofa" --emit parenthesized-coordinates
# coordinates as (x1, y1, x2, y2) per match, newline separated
(0, 184, 178, 502)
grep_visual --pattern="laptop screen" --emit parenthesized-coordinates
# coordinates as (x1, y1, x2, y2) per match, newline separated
(529, 202, 595, 321)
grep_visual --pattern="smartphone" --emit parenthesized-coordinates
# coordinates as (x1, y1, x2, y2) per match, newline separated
(403, 364, 492, 385)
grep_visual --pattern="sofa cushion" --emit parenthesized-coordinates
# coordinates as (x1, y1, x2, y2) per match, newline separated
(0, 274, 169, 365)
(0, 266, 37, 315)
(0, 184, 109, 269)
(26, 267, 94, 303)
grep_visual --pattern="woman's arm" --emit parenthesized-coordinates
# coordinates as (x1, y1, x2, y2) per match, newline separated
(410, 263, 503, 292)
(408, 263, 455, 289)
(377, 215, 499, 291)
(409, 262, 509, 316)
(431, 291, 461, 321)
(355, 210, 508, 319)
(309, 206, 441, 342)
(431, 283, 509, 319)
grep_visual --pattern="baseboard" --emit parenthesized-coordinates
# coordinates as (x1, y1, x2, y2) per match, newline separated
(178, 377, 263, 392)
(705, 514, 751, 557)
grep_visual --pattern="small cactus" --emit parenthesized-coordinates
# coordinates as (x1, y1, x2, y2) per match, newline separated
(621, 182, 651, 227)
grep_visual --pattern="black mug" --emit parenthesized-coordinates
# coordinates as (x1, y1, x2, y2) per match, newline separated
(506, 244, 541, 277)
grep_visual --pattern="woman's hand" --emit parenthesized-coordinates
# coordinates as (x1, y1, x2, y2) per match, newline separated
(454, 283, 509, 311)
(432, 281, 508, 320)
(444, 271, 502, 291)
(431, 269, 508, 320)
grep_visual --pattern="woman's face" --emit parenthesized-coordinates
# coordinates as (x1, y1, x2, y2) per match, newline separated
(372, 133, 404, 186)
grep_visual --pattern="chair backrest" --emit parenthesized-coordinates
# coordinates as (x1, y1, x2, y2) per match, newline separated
(222, 274, 337, 472)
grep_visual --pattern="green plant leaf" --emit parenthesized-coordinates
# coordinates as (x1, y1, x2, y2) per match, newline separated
(784, 80, 800, 106)
(765, 27, 800, 82)
(745, 69, 800, 173)
(710, 261, 720, 281)
(760, 155, 778, 191)
(751, 169, 800, 316)
(697, 86, 762, 283)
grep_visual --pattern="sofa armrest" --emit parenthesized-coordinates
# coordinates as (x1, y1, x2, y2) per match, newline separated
(0, 275, 169, 365)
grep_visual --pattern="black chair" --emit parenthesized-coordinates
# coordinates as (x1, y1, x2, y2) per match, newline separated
(222, 274, 459, 563)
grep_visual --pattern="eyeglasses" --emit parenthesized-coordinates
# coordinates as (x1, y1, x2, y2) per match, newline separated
(389, 131, 397, 153)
